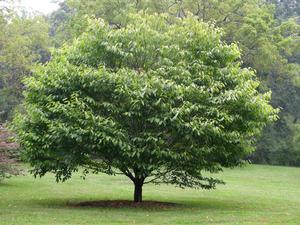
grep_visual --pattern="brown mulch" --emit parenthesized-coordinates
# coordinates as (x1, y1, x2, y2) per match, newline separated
(70, 200, 178, 209)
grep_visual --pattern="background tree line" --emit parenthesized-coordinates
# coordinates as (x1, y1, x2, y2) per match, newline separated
(0, 0, 299, 166)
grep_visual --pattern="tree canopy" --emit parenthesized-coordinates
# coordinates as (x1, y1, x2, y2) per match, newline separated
(14, 13, 277, 202)
(47, 0, 300, 166)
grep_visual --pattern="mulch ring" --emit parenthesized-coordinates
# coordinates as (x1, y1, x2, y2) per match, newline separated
(70, 200, 178, 209)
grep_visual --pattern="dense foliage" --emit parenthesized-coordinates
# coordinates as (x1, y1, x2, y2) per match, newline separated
(47, 0, 300, 166)
(0, 6, 51, 121)
(0, 0, 299, 166)
(13, 14, 276, 202)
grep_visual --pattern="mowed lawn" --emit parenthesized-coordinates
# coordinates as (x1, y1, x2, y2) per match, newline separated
(1, 165, 300, 225)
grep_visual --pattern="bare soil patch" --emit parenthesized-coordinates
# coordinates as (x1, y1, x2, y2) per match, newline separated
(70, 200, 178, 209)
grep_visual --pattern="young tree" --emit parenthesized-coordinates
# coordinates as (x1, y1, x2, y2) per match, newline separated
(0, 124, 22, 181)
(14, 13, 277, 202)
(0, 149, 21, 181)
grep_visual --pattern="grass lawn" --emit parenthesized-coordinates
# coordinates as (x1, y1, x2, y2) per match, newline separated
(1, 164, 300, 225)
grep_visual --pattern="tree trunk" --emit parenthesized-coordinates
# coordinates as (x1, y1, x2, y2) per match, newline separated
(134, 181, 143, 203)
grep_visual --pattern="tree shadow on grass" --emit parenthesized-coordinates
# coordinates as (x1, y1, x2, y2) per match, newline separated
(0, 181, 16, 187)
(180, 198, 254, 211)
(27, 198, 179, 210)
(26, 197, 254, 212)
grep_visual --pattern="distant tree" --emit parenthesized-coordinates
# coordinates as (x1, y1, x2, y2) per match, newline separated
(0, 149, 21, 181)
(0, 10, 51, 122)
(266, 0, 300, 20)
(48, 1, 75, 46)
(14, 14, 277, 202)
(0, 123, 22, 182)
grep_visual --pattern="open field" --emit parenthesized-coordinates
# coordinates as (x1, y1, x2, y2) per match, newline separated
(1, 164, 300, 225)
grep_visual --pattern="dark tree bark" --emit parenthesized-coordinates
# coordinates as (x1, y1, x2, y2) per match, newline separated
(133, 179, 143, 203)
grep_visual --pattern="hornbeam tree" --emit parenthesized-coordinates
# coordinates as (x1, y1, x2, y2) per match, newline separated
(13, 13, 277, 202)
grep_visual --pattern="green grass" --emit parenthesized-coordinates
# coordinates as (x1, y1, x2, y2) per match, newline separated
(1, 164, 300, 225)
